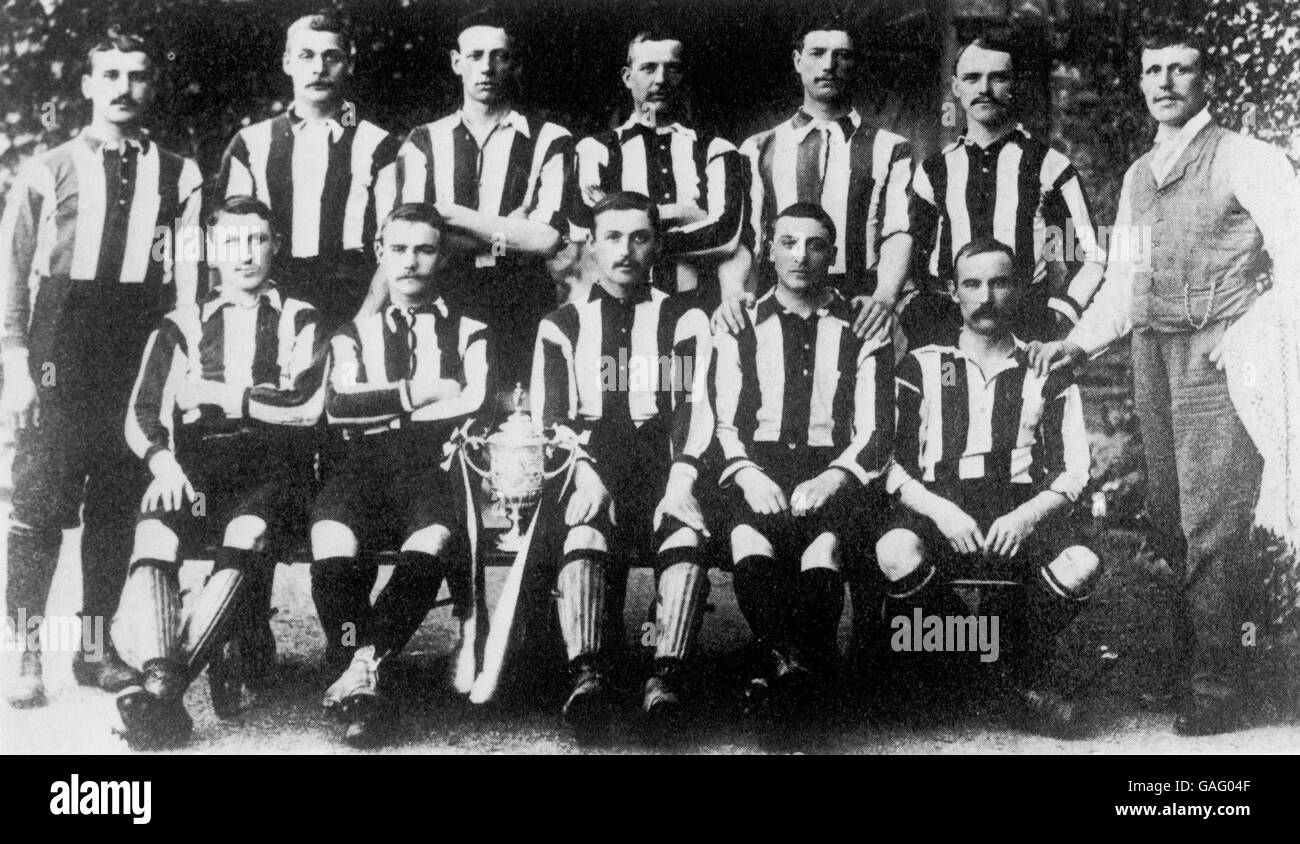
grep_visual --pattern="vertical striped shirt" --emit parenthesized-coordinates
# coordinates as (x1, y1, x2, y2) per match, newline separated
(125, 286, 325, 462)
(215, 108, 401, 259)
(531, 283, 713, 473)
(712, 288, 894, 486)
(910, 126, 1106, 320)
(384, 109, 572, 265)
(326, 298, 489, 431)
(740, 108, 912, 293)
(1, 133, 203, 352)
(887, 340, 1089, 501)
(574, 117, 748, 290)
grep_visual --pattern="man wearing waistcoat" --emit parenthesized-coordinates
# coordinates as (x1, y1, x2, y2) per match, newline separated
(1031, 25, 1300, 735)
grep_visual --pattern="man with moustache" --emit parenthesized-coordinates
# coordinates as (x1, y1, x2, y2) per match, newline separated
(384, 15, 572, 390)
(311, 203, 489, 747)
(879, 239, 1099, 738)
(573, 30, 750, 303)
(1, 26, 202, 706)
(531, 192, 714, 734)
(907, 30, 1107, 345)
(1030, 25, 1300, 735)
(215, 12, 400, 328)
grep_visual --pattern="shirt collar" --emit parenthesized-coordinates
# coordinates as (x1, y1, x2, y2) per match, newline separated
(958, 123, 1030, 151)
(753, 287, 846, 325)
(790, 108, 860, 143)
(455, 108, 531, 139)
(617, 112, 697, 141)
(287, 105, 345, 142)
(200, 285, 283, 322)
(80, 130, 149, 157)
(941, 336, 1030, 379)
(385, 297, 449, 330)
(589, 281, 653, 307)
(1154, 105, 1212, 147)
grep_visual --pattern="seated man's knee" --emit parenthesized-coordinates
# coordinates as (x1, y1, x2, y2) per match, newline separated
(563, 525, 608, 555)
(1045, 545, 1101, 597)
(223, 515, 268, 551)
(730, 524, 774, 563)
(132, 519, 180, 563)
(311, 520, 358, 560)
(876, 529, 925, 582)
(401, 524, 452, 557)
(801, 532, 841, 572)
(658, 525, 699, 552)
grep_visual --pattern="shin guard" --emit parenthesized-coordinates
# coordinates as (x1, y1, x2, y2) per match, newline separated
(180, 547, 263, 683)
(113, 559, 183, 672)
(556, 550, 609, 662)
(653, 549, 709, 662)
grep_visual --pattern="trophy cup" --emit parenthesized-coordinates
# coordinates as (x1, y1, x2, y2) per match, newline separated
(460, 384, 584, 552)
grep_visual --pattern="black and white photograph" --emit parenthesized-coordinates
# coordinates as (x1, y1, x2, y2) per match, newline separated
(0, 0, 1297, 785)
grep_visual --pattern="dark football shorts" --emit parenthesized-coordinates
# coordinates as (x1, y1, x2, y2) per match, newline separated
(886, 479, 1077, 581)
(137, 427, 315, 553)
(720, 442, 891, 562)
(311, 428, 465, 549)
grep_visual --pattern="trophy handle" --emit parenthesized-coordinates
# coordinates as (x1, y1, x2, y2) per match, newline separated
(540, 424, 590, 479)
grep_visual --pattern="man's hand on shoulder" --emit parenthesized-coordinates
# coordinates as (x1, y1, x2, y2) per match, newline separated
(850, 294, 897, 344)
(711, 292, 754, 335)
(1027, 339, 1087, 378)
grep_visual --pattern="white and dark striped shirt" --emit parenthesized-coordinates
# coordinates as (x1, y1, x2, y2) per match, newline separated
(384, 109, 572, 264)
(1, 133, 203, 352)
(326, 298, 489, 432)
(887, 340, 1089, 501)
(216, 107, 401, 259)
(740, 108, 912, 293)
(712, 288, 894, 487)
(910, 126, 1106, 320)
(531, 283, 713, 473)
(574, 116, 747, 290)
(125, 286, 325, 462)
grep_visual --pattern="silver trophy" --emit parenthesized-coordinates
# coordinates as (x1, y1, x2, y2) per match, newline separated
(460, 385, 585, 551)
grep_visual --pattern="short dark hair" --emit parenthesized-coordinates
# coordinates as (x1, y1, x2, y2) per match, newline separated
(953, 27, 1020, 74)
(772, 202, 837, 244)
(626, 28, 685, 66)
(206, 195, 274, 229)
(85, 24, 156, 73)
(793, 18, 854, 52)
(379, 203, 447, 241)
(953, 237, 1018, 277)
(1140, 22, 1216, 75)
(456, 11, 515, 48)
(591, 191, 661, 231)
(285, 11, 354, 56)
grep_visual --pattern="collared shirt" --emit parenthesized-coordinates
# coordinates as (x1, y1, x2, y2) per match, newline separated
(1069, 111, 1300, 354)
(887, 339, 1089, 502)
(125, 286, 325, 462)
(326, 296, 490, 430)
(910, 125, 1106, 317)
(1150, 106, 1212, 183)
(574, 114, 747, 290)
(216, 106, 400, 260)
(0, 132, 204, 352)
(740, 107, 912, 291)
(712, 288, 894, 486)
(531, 282, 714, 473)
(384, 109, 573, 267)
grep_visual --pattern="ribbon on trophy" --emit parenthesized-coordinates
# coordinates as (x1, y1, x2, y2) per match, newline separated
(442, 386, 589, 703)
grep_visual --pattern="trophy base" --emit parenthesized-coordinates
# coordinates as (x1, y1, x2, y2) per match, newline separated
(496, 531, 526, 554)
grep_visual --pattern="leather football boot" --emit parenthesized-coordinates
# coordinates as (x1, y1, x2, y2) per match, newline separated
(114, 687, 194, 750)
(73, 646, 140, 693)
(562, 658, 611, 733)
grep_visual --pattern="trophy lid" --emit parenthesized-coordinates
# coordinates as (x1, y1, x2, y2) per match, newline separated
(489, 383, 544, 445)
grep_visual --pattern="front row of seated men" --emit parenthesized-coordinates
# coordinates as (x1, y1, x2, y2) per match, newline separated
(108, 191, 1099, 748)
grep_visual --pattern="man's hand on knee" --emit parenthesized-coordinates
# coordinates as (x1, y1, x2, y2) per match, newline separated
(735, 467, 788, 516)
(790, 468, 851, 517)
(566, 460, 613, 527)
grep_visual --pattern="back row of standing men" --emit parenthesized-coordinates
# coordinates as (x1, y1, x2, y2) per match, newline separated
(3, 11, 1296, 746)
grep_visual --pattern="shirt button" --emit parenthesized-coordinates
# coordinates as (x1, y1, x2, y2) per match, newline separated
(788, 442, 797, 450)
(661, 167, 669, 173)
(802, 369, 810, 376)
